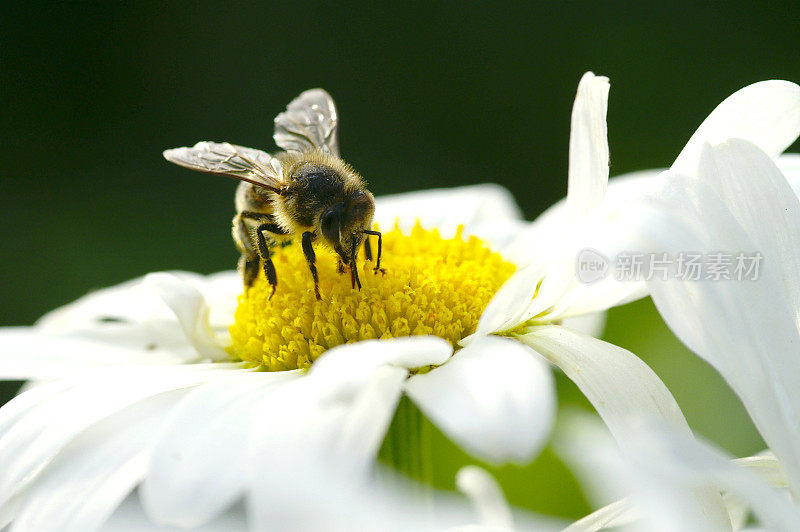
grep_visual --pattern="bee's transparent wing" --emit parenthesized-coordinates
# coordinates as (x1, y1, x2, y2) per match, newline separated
(163, 141, 284, 191)
(274, 89, 339, 156)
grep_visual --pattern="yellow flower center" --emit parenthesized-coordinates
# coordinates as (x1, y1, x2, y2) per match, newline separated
(228, 223, 515, 371)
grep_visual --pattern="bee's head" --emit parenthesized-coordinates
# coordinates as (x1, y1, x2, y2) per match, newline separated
(320, 190, 375, 264)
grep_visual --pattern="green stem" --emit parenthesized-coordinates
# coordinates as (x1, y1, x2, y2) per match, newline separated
(379, 396, 434, 490)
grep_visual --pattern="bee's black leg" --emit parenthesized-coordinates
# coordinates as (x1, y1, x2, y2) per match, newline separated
(337, 259, 346, 274)
(362, 230, 382, 271)
(256, 225, 278, 300)
(302, 231, 321, 300)
(350, 237, 362, 290)
(364, 237, 373, 261)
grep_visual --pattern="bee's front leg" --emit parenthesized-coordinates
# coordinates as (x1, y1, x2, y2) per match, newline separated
(364, 237, 372, 262)
(301, 231, 321, 300)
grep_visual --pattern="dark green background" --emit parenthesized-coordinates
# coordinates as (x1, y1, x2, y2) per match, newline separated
(2, 2, 798, 519)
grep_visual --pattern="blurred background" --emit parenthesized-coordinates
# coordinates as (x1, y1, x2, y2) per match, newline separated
(2, 2, 799, 520)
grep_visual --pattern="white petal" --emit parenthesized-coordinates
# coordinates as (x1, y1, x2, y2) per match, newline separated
(672, 80, 800, 176)
(545, 276, 647, 322)
(524, 329, 729, 530)
(455, 466, 514, 529)
(473, 262, 553, 337)
(699, 139, 800, 326)
(475, 242, 576, 336)
(250, 366, 407, 479)
(564, 498, 638, 532)
(374, 183, 524, 237)
(144, 272, 230, 361)
(188, 270, 241, 330)
(3, 270, 241, 378)
(495, 172, 659, 328)
(639, 156, 800, 494)
(228, 344, 444, 528)
(11, 389, 189, 532)
(557, 415, 733, 532)
(0, 366, 236, 508)
(34, 275, 157, 332)
(0, 494, 22, 530)
(724, 454, 789, 530)
(310, 335, 453, 379)
(567, 72, 610, 220)
(247, 366, 409, 528)
(516, 325, 689, 440)
(140, 371, 300, 528)
(104, 494, 248, 532)
(627, 421, 800, 530)
(734, 454, 789, 489)
(560, 311, 607, 338)
(462, 219, 531, 252)
(777, 153, 800, 197)
(505, 169, 664, 266)
(248, 462, 489, 532)
(0, 327, 189, 380)
(330, 367, 410, 478)
(405, 336, 555, 464)
(35, 270, 236, 336)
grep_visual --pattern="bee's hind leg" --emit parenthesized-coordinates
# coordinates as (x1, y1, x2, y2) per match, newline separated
(240, 254, 261, 289)
(301, 232, 321, 300)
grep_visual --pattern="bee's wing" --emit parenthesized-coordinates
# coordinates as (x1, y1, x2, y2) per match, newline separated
(163, 141, 284, 191)
(273, 89, 339, 156)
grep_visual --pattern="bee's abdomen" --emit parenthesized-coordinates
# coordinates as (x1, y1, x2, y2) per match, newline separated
(235, 181, 276, 214)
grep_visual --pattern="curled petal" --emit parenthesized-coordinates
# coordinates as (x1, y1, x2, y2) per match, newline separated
(456, 466, 514, 529)
(567, 72, 610, 220)
(145, 273, 230, 361)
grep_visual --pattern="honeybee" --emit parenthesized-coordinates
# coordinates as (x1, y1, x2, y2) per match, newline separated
(163, 89, 381, 300)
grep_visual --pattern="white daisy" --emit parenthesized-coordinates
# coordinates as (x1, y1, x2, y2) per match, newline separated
(0, 183, 532, 530)
(4, 72, 789, 530)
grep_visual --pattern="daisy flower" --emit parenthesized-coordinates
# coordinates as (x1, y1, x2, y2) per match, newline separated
(3, 72, 786, 529)
(0, 184, 530, 530)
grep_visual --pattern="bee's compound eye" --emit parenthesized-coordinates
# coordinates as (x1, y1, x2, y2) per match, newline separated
(321, 203, 343, 244)
(347, 190, 373, 216)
